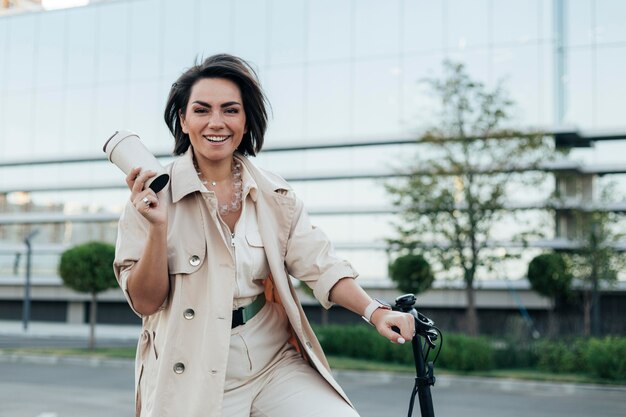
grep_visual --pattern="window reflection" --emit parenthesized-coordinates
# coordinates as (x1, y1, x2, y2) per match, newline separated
(97, 2, 130, 84)
(66, 7, 97, 87)
(354, 0, 400, 58)
(353, 58, 402, 139)
(264, 66, 305, 141)
(268, 0, 305, 65)
(36, 12, 65, 90)
(596, 47, 626, 128)
(306, 63, 352, 140)
(446, 0, 489, 49)
(307, 0, 351, 62)
(128, 0, 160, 81)
(6, 14, 36, 92)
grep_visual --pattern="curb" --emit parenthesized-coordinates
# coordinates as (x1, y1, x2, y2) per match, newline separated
(0, 352, 134, 368)
(332, 369, 626, 395)
(3, 352, 625, 395)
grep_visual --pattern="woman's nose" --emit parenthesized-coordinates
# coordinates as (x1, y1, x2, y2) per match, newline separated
(208, 112, 225, 128)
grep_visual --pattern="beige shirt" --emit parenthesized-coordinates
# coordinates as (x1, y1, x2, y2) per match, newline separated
(199, 162, 270, 309)
(113, 148, 359, 417)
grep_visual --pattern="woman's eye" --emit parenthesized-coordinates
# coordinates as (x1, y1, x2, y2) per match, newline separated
(225, 108, 239, 114)
(194, 108, 208, 113)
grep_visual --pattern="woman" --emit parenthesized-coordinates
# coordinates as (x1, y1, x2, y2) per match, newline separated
(114, 54, 415, 417)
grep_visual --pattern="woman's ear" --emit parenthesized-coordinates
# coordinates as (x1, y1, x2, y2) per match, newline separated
(179, 109, 189, 134)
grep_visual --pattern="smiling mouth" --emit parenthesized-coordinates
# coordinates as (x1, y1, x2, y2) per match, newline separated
(203, 135, 230, 143)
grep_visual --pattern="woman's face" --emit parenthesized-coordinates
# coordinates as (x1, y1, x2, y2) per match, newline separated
(180, 77, 247, 164)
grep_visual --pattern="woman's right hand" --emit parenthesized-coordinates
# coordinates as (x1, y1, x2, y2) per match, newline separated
(126, 167, 167, 226)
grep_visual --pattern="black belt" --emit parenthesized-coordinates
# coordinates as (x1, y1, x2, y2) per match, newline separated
(231, 293, 266, 328)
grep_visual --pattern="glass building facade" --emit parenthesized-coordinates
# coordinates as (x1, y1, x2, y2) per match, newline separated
(1, 0, 625, 283)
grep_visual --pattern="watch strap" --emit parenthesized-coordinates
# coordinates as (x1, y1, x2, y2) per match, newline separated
(362, 299, 391, 323)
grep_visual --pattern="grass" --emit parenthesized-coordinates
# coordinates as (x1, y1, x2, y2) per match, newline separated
(2, 348, 623, 386)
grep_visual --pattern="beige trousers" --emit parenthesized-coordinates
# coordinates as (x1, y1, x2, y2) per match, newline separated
(223, 301, 360, 417)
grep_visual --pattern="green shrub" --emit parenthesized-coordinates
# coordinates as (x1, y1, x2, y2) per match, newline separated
(493, 340, 539, 369)
(438, 333, 494, 371)
(313, 325, 626, 381)
(584, 337, 626, 381)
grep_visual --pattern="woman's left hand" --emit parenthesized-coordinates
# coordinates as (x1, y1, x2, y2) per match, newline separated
(370, 309, 415, 344)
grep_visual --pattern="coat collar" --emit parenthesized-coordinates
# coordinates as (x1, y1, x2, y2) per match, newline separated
(170, 148, 291, 204)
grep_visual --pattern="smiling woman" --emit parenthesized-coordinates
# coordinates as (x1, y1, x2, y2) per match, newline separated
(113, 53, 415, 417)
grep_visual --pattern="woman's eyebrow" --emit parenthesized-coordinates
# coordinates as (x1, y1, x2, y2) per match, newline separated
(192, 100, 242, 108)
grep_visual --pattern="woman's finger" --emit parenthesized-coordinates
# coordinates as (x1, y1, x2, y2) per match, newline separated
(125, 167, 142, 189)
(130, 169, 157, 196)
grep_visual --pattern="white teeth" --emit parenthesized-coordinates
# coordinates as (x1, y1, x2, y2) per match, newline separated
(203, 135, 229, 143)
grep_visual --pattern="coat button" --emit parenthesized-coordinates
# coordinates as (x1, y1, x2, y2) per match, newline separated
(189, 255, 201, 266)
(183, 309, 195, 320)
(173, 362, 185, 374)
(306, 341, 313, 349)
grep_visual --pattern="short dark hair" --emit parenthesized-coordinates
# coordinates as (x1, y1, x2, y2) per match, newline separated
(164, 54, 268, 156)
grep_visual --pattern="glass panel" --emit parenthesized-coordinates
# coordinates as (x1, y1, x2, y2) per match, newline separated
(160, 0, 197, 79)
(446, 0, 489, 49)
(35, 12, 65, 90)
(566, 0, 593, 46)
(94, 83, 129, 152)
(307, 0, 351, 62)
(402, 53, 446, 133)
(128, 0, 161, 81)
(195, 0, 233, 58)
(306, 62, 352, 140)
(596, 46, 626, 129)
(63, 87, 95, 153)
(66, 6, 97, 87)
(264, 66, 305, 142)
(353, 58, 402, 139)
(268, 0, 306, 65)
(97, 1, 130, 84)
(6, 14, 37, 92)
(232, 0, 268, 68)
(0, 21, 7, 91)
(4, 93, 33, 158)
(492, 0, 541, 44)
(563, 49, 593, 128)
(127, 80, 163, 149)
(491, 45, 544, 126)
(403, 0, 444, 53)
(32, 90, 65, 158)
(595, 0, 626, 43)
(354, 0, 400, 58)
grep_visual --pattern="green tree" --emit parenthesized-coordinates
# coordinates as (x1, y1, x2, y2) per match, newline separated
(388, 253, 434, 295)
(59, 241, 117, 349)
(569, 194, 625, 336)
(386, 61, 553, 335)
(527, 252, 572, 337)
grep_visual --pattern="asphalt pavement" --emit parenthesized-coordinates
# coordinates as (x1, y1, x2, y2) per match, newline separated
(1, 321, 625, 417)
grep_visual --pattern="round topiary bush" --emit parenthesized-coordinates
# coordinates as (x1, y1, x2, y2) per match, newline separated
(59, 241, 117, 349)
(389, 253, 435, 295)
(527, 252, 572, 299)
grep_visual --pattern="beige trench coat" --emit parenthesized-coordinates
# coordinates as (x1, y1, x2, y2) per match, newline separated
(113, 149, 359, 417)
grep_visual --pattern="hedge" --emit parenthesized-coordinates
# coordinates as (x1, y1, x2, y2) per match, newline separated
(313, 325, 626, 381)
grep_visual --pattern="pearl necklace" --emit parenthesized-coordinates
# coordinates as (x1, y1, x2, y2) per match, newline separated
(194, 158, 243, 216)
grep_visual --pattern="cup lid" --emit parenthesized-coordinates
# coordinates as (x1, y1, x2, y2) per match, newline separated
(103, 130, 139, 161)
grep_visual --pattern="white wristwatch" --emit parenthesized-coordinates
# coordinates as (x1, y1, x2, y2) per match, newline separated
(362, 298, 392, 325)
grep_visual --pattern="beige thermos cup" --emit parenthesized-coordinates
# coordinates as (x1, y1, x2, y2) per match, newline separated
(103, 130, 170, 193)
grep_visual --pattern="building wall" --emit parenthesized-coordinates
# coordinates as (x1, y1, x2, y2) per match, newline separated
(1, 1, 625, 327)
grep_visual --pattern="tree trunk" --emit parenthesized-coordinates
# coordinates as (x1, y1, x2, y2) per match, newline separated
(583, 291, 591, 337)
(547, 299, 557, 338)
(591, 278, 601, 336)
(89, 292, 97, 350)
(465, 283, 478, 336)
